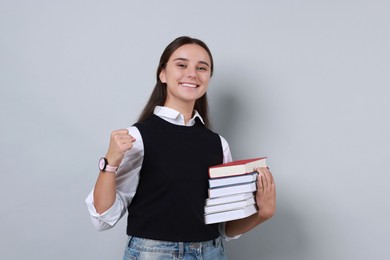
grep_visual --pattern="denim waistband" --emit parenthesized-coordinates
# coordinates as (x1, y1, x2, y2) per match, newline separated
(127, 236, 223, 255)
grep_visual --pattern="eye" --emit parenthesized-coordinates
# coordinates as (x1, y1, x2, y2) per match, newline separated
(177, 63, 187, 68)
(197, 66, 208, 71)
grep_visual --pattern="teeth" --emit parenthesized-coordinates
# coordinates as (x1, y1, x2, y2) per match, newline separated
(181, 83, 197, 88)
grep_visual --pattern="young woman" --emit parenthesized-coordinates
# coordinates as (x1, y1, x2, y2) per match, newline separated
(86, 36, 276, 260)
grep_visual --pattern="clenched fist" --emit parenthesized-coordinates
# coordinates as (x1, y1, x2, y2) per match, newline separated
(105, 129, 136, 167)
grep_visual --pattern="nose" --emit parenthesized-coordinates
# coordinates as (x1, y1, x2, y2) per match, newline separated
(186, 66, 197, 79)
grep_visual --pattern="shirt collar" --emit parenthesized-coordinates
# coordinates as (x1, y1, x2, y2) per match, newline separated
(153, 106, 205, 126)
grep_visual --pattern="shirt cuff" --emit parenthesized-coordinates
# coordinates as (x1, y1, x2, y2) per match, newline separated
(85, 190, 125, 230)
(218, 222, 241, 241)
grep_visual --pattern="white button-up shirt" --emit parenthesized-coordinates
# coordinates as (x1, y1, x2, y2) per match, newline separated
(85, 106, 239, 239)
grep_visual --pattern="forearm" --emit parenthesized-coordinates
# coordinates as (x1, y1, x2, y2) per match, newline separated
(225, 167, 276, 237)
(93, 129, 136, 214)
(93, 172, 117, 214)
(225, 213, 269, 237)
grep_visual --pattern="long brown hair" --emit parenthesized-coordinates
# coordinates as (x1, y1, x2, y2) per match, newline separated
(137, 36, 214, 128)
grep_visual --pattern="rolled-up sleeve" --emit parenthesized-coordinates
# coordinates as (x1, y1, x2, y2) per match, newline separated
(218, 222, 241, 241)
(85, 126, 143, 231)
(85, 190, 129, 231)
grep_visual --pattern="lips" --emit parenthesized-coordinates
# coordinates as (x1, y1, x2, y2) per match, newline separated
(180, 83, 198, 88)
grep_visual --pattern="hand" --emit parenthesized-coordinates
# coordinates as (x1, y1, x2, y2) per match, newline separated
(105, 129, 136, 166)
(255, 167, 276, 220)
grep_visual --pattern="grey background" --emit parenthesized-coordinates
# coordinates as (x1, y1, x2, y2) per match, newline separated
(1, 0, 389, 259)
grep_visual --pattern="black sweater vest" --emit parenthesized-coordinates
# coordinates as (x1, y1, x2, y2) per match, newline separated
(127, 115, 223, 242)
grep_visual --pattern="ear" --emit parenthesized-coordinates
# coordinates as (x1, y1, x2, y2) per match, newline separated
(159, 69, 166, 83)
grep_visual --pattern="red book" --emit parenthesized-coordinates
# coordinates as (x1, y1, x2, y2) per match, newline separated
(209, 157, 267, 178)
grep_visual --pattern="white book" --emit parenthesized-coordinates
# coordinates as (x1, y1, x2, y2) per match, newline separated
(204, 204, 258, 224)
(208, 181, 257, 198)
(205, 192, 254, 207)
(204, 196, 256, 214)
(209, 172, 258, 188)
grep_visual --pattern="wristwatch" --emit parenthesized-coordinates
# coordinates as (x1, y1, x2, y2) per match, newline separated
(98, 157, 118, 173)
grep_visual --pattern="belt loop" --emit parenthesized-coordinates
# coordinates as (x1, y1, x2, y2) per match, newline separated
(127, 236, 133, 247)
(178, 242, 184, 259)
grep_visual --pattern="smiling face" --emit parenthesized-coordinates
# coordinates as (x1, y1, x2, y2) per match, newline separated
(159, 43, 212, 110)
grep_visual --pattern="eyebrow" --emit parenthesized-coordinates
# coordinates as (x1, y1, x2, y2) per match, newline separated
(173, 58, 210, 67)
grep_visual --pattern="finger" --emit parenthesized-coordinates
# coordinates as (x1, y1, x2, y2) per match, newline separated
(118, 136, 136, 150)
(257, 172, 264, 191)
(258, 168, 269, 188)
(263, 169, 276, 198)
(111, 129, 129, 140)
(118, 134, 135, 142)
(262, 167, 275, 187)
(112, 131, 134, 143)
(256, 168, 263, 186)
(263, 168, 275, 186)
(269, 171, 275, 185)
(114, 129, 129, 135)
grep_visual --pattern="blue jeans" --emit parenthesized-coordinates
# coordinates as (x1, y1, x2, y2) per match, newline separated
(123, 236, 227, 260)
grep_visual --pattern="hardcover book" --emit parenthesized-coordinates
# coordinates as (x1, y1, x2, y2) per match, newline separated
(209, 157, 267, 178)
(204, 196, 256, 214)
(209, 171, 258, 188)
(205, 192, 255, 207)
(208, 181, 257, 198)
(204, 204, 258, 224)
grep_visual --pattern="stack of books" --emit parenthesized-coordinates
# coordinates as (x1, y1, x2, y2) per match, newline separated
(204, 157, 267, 224)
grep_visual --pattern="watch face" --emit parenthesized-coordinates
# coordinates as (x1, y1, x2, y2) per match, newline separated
(99, 157, 106, 171)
